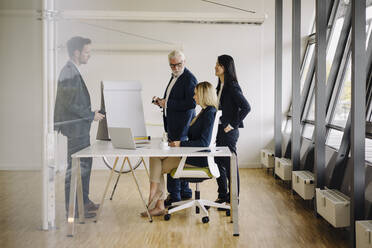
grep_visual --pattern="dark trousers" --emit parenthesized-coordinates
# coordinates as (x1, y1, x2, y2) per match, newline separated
(215, 125, 240, 202)
(65, 136, 92, 212)
(166, 175, 192, 201)
(166, 135, 192, 201)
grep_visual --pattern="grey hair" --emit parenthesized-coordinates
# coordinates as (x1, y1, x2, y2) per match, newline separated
(168, 50, 185, 61)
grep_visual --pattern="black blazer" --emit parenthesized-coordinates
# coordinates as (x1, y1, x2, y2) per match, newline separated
(163, 68, 197, 141)
(216, 81, 250, 129)
(54, 61, 94, 138)
(180, 106, 217, 167)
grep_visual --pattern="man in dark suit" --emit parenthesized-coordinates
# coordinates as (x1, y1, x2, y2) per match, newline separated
(54, 36, 104, 218)
(152, 50, 197, 205)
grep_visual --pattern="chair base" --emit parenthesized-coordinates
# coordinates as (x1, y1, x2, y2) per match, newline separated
(166, 199, 230, 222)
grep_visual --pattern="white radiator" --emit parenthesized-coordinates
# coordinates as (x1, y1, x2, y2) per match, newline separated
(356, 220, 372, 248)
(275, 157, 292, 181)
(260, 149, 274, 168)
(292, 170, 314, 200)
(316, 188, 350, 228)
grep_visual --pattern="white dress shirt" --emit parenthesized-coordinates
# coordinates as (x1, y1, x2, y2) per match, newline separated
(164, 70, 184, 116)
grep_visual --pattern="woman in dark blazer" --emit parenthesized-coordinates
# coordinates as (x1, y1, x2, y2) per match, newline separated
(141, 81, 218, 217)
(214, 55, 251, 204)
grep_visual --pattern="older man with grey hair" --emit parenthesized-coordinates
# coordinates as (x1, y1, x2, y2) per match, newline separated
(152, 50, 197, 206)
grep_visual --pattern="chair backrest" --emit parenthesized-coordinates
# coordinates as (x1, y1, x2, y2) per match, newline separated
(172, 110, 222, 179)
(207, 110, 222, 178)
(209, 110, 222, 148)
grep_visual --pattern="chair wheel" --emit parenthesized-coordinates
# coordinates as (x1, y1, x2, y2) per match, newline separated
(164, 214, 171, 221)
(202, 216, 209, 223)
(226, 210, 231, 216)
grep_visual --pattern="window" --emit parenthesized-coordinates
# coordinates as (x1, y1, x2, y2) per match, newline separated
(284, 118, 292, 135)
(366, 138, 372, 163)
(326, 129, 344, 150)
(300, 43, 315, 93)
(367, 5, 372, 22)
(326, 17, 345, 81)
(330, 58, 351, 128)
(302, 124, 314, 139)
(306, 92, 315, 121)
(366, 6, 372, 44)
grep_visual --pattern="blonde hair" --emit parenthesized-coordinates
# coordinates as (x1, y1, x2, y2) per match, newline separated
(195, 81, 218, 109)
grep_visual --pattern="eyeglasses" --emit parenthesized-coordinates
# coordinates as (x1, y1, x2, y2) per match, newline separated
(169, 62, 183, 68)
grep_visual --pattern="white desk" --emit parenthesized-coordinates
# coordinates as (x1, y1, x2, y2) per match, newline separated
(67, 138, 239, 236)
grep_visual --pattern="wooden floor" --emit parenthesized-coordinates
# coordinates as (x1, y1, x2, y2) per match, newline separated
(0, 169, 349, 248)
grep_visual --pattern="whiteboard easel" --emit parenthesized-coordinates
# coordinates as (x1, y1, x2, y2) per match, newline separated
(96, 81, 147, 140)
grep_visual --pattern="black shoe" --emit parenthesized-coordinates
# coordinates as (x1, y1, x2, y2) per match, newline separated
(181, 190, 192, 200)
(85, 201, 100, 212)
(84, 212, 97, 218)
(181, 195, 192, 201)
(164, 195, 180, 207)
(164, 195, 172, 207)
(215, 197, 230, 211)
(215, 197, 228, 204)
(216, 198, 240, 211)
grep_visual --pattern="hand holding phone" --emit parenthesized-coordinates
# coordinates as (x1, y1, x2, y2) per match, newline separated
(152, 96, 165, 108)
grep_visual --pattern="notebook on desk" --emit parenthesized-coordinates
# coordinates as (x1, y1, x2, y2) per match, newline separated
(108, 127, 149, 149)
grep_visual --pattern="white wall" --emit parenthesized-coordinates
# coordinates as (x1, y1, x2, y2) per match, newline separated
(56, 17, 264, 169)
(0, 0, 315, 170)
(0, 2, 43, 170)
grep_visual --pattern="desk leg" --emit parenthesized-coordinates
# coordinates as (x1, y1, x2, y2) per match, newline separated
(127, 157, 152, 222)
(76, 160, 85, 224)
(230, 153, 239, 236)
(67, 158, 78, 237)
(95, 157, 119, 222)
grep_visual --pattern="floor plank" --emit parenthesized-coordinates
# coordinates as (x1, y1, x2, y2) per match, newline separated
(0, 169, 348, 248)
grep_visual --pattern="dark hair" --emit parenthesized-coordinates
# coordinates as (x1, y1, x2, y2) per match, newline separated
(66, 36, 91, 59)
(217, 54, 238, 86)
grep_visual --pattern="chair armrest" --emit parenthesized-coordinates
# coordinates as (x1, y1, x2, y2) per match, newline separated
(172, 156, 187, 178)
(208, 156, 220, 178)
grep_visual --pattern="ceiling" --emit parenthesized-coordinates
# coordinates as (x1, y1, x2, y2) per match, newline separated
(55, 0, 263, 14)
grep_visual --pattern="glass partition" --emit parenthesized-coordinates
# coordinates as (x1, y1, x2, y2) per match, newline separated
(51, 0, 266, 236)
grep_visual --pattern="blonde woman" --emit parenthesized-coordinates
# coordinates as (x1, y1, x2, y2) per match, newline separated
(142, 81, 218, 217)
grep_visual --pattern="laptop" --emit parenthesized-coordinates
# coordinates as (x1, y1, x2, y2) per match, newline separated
(108, 127, 148, 149)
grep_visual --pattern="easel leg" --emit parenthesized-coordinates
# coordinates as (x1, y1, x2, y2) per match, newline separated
(95, 157, 119, 222)
(127, 157, 152, 222)
(109, 157, 127, 200)
(67, 158, 78, 237)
